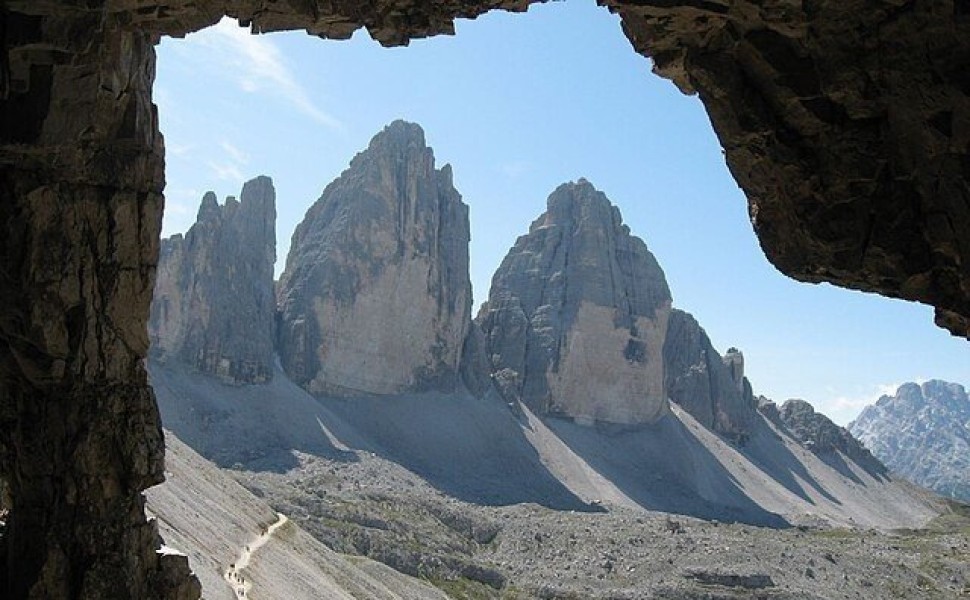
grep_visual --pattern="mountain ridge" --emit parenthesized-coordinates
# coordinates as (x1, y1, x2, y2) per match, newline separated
(850, 380, 970, 502)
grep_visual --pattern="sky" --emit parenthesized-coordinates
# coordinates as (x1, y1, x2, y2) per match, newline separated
(154, 0, 970, 425)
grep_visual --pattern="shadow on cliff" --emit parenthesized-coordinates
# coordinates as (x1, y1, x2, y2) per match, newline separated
(149, 361, 592, 510)
(537, 411, 791, 527)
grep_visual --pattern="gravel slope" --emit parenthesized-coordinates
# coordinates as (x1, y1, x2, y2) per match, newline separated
(147, 362, 967, 599)
(146, 432, 449, 599)
(151, 361, 941, 529)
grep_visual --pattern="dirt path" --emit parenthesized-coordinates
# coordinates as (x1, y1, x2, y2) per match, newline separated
(224, 513, 289, 599)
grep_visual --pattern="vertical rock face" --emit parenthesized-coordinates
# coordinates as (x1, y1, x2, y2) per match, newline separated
(3, 1, 969, 597)
(0, 8, 200, 598)
(150, 176, 277, 384)
(850, 381, 970, 502)
(662, 311, 754, 442)
(478, 180, 672, 426)
(277, 121, 472, 396)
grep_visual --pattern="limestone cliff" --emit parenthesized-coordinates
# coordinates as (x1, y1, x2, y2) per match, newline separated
(276, 121, 472, 396)
(477, 180, 672, 426)
(662, 311, 755, 442)
(150, 176, 277, 384)
(850, 381, 970, 502)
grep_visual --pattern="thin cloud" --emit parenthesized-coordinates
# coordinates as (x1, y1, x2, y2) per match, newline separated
(163, 188, 201, 216)
(220, 140, 249, 165)
(166, 141, 194, 158)
(208, 160, 245, 182)
(199, 19, 342, 130)
(164, 201, 194, 216)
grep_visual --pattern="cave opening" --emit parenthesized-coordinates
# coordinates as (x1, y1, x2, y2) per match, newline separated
(1, 0, 970, 597)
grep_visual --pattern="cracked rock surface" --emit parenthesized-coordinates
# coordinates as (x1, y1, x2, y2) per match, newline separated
(277, 121, 472, 397)
(478, 180, 672, 425)
(150, 176, 277, 385)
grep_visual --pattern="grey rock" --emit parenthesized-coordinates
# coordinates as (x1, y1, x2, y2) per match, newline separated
(849, 380, 970, 502)
(477, 179, 672, 425)
(6, 0, 970, 596)
(780, 399, 887, 477)
(276, 121, 471, 396)
(757, 396, 783, 427)
(459, 322, 492, 397)
(683, 569, 775, 589)
(662, 310, 755, 443)
(150, 176, 277, 385)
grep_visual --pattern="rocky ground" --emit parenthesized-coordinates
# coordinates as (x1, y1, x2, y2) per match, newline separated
(233, 449, 970, 599)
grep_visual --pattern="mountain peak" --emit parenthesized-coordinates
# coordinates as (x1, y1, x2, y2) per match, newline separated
(277, 122, 471, 397)
(367, 119, 428, 151)
(150, 176, 277, 384)
(478, 182, 671, 426)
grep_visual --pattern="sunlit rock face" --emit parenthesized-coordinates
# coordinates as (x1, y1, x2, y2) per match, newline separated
(150, 176, 277, 384)
(778, 398, 888, 477)
(277, 121, 472, 396)
(850, 381, 970, 502)
(478, 180, 672, 426)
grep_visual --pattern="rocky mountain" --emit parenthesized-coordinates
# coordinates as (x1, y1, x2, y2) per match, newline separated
(477, 179, 761, 437)
(142, 121, 952, 598)
(146, 431, 451, 600)
(477, 180, 672, 426)
(771, 398, 887, 478)
(142, 123, 957, 599)
(662, 311, 756, 443)
(276, 121, 472, 397)
(149, 176, 276, 384)
(850, 380, 970, 502)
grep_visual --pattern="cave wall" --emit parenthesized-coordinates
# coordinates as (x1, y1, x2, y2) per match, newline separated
(0, 5, 198, 599)
(0, 0, 967, 597)
(604, 0, 970, 337)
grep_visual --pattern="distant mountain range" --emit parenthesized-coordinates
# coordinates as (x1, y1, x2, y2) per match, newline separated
(850, 380, 970, 502)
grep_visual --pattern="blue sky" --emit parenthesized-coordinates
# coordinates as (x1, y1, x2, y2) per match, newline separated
(155, 1, 969, 424)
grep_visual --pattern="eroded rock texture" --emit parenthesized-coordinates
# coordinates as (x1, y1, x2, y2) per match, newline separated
(277, 121, 472, 396)
(149, 177, 277, 385)
(663, 311, 756, 442)
(850, 380, 970, 501)
(478, 180, 672, 425)
(777, 398, 887, 477)
(604, 0, 970, 337)
(0, 6, 200, 599)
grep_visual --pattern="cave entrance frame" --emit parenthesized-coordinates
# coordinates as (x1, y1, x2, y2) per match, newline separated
(2, 0, 969, 597)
